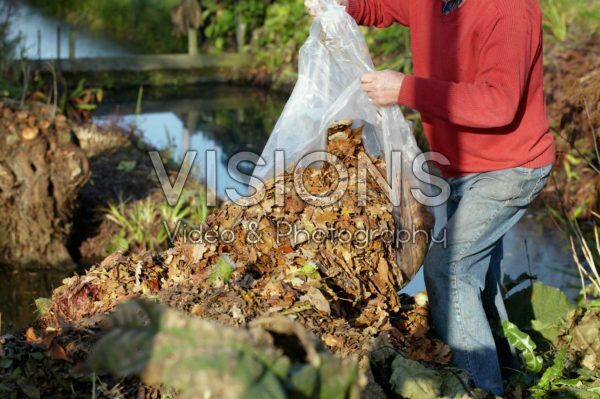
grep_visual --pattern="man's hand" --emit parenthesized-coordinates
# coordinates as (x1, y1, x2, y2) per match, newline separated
(361, 70, 406, 107)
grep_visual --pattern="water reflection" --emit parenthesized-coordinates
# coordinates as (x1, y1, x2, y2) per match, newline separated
(94, 84, 287, 198)
(0, 264, 73, 334)
(5, 0, 131, 59)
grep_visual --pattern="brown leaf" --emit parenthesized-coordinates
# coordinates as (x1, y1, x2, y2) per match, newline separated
(47, 341, 72, 363)
(25, 327, 40, 344)
(300, 287, 331, 316)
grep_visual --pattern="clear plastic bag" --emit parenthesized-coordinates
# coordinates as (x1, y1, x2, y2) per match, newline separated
(252, 0, 431, 281)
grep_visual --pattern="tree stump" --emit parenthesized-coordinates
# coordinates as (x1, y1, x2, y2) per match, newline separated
(0, 102, 90, 267)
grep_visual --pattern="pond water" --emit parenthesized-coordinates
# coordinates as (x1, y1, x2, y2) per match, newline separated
(93, 84, 288, 199)
(5, 0, 131, 59)
(0, 2, 580, 334)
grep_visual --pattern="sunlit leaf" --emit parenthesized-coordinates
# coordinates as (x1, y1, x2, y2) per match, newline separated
(500, 320, 543, 374)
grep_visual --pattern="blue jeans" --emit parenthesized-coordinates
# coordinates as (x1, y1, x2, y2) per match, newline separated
(424, 164, 553, 395)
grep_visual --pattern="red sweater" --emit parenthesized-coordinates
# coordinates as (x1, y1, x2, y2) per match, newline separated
(347, 0, 555, 176)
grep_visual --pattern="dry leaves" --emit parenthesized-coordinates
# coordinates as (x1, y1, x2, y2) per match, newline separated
(40, 122, 446, 367)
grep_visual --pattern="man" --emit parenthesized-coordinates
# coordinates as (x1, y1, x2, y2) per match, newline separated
(307, 0, 555, 395)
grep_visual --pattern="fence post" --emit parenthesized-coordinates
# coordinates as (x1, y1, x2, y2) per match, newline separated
(235, 13, 246, 52)
(69, 30, 76, 60)
(56, 25, 62, 75)
(56, 26, 61, 60)
(188, 28, 198, 56)
(37, 29, 41, 61)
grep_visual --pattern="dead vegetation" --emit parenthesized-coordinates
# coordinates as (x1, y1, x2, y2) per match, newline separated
(0, 123, 458, 398)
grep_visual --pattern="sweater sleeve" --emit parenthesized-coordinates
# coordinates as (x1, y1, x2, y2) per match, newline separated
(346, 0, 411, 27)
(397, 16, 536, 129)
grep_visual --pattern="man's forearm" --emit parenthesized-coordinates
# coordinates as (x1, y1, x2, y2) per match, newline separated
(397, 76, 522, 129)
(345, 0, 410, 27)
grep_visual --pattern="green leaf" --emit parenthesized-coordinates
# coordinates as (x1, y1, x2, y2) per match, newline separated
(319, 355, 361, 399)
(89, 300, 360, 399)
(506, 282, 574, 328)
(501, 320, 543, 374)
(34, 298, 52, 318)
(505, 282, 574, 348)
(530, 319, 560, 348)
(209, 254, 235, 285)
(216, 9, 234, 27)
(389, 355, 442, 399)
(287, 365, 318, 397)
(530, 345, 568, 398)
(299, 262, 320, 279)
(587, 300, 600, 309)
(74, 103, 97, 111)
(117, 160, 137, 172)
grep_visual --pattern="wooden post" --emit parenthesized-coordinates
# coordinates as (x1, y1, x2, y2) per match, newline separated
(235, 13, 246, 52)
(56, 26, 61, 60)
(182, 111, 198, 159)
(182, 126, 191, 159)
(187, 28, 198, 56)
(237, 108, 245, 123)
(56, 25, 62, 75)
(69, 30, 76, 60)
(37, 29, 42, 61)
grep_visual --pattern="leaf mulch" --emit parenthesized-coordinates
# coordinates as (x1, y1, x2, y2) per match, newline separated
(1, 122, 448, 398)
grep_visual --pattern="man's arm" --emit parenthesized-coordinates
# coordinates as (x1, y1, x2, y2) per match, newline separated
(346, 0, 410, 27)
(396, 16, 536, 129)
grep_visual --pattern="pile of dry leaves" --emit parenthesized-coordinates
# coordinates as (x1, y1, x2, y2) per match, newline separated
(2, 123, 452, 397)
(46, 121, 437, 351)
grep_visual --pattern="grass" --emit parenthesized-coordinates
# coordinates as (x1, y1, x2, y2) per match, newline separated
(540, 0, 600, 42)
(106, 189, 210, 253)
(569, 215, 600, 303)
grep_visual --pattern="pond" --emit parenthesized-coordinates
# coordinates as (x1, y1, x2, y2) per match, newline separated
(0, 2, 580, 334)
(93, 84, 288, 199)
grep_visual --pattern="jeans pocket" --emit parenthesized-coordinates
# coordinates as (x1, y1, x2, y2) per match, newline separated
(470, 173, 525, 202)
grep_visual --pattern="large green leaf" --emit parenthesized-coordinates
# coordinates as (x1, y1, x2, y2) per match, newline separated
(89, 300, 362, 399)
(506, 282, 574, 327)
(505, 282, 575, 348)
(530, 319, 561, 350)
(501, 320, 543, 374)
